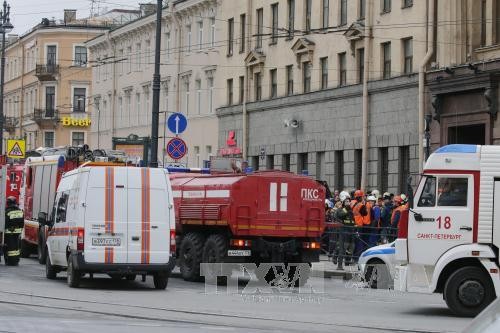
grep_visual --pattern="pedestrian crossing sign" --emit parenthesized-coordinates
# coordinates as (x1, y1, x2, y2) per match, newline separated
(7, 140, 25, 159)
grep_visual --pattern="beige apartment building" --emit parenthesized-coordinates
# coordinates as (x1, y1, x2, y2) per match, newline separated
(217, 0, 428, 193)
(87, 0, 220, 167)
(3, 10, 116, 151)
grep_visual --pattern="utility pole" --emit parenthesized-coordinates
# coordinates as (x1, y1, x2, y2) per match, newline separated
(0, 1, 13, 155)
(149, 0, 162, 167)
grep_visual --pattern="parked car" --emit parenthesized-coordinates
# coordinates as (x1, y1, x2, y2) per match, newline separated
(358, 242, 396, 289)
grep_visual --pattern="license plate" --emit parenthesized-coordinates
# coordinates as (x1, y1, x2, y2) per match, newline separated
(227, 250, 251, 257)
(92, 238, 121, 247)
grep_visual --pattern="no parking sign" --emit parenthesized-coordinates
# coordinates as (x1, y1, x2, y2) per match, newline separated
(166, 137, 188, 160)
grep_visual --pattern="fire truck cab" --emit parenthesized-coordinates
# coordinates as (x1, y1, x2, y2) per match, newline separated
(395, 144, 500, 317)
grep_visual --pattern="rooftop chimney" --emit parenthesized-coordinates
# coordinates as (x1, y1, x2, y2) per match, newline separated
(64, 9, 77, 24)
(139, 3, 157, 17)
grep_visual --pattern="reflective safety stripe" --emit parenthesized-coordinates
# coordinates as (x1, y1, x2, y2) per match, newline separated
(7, 211, 23, 219)
(7, 250, 20, 256)
(4, 228, 23, 234)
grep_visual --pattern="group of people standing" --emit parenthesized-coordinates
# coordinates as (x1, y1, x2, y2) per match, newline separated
(325, 189, 408, 270)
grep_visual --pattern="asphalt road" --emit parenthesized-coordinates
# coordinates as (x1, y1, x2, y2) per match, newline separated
(0, 258, 472, 333)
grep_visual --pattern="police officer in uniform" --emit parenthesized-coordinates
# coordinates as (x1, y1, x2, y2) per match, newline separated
(2, 196, 24, 266)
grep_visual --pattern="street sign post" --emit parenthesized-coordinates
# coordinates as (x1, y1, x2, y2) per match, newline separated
(167, 113, 188, 135)
(166, 137, 188, 160)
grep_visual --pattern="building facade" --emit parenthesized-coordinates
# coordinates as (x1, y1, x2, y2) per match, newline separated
(426, 0, 500, 149)
(3, 10, 112, 151)
(87, 0, 220, 167)
(217, 0, 428, 193)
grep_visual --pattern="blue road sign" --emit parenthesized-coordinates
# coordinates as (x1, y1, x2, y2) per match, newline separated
(167, 137, 188, 160)
(167, 113, 188, 135)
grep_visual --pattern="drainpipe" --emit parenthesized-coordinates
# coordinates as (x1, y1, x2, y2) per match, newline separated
(242, 0, 252, 161)
(106, 31, 116, 141)
(418, 0, 435, 172)
(361, 0, 372, 191)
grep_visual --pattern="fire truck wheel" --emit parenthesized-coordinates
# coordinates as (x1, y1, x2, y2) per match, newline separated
(67, 257, 81, 288)
(46, 252, 57, 280)
(37, 229, 47, 264)
(21, 240, 31, 258)
(153, 272, 169, 290)
(179, 233, 205, 282)
(444, 266, 496, 317)
(202, 234, 228, 285)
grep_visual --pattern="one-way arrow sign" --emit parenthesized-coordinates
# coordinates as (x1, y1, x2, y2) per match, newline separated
(167, 113, 187, 135)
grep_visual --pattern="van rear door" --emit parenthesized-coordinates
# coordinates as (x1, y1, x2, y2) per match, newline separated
(127, 168, 170, 264)
(84, 167, 128, 264)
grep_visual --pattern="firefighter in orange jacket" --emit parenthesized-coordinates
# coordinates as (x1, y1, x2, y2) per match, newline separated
(352, 190, 370, 260)
(390, 196, 405, 242)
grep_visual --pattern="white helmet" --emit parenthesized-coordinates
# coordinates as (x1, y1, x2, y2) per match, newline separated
(339, 191, 351, 202)
(371, 190, 380, 199)
(367, 195, 376, 202)
(400, 194, 408, 203)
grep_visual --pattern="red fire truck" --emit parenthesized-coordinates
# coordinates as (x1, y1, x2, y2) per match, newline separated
(170, 170, 325, 284)
(20, 147, 125, 263)
(6, 164, 23, 204)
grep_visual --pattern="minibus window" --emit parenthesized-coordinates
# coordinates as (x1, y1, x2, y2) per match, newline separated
(437, 178, 468, 207)
(418, 176, 436, 207)
(55, 192, 69, 223)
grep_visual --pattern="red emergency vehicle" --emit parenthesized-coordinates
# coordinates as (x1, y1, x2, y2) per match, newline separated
(6, 164, 23, 204)
(20, 148, 125, 263)
(170, 170, 325, 284)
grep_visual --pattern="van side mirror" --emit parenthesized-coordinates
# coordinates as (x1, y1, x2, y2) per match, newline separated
(38, 212, 48, 226)
(413, 212, 423, 222)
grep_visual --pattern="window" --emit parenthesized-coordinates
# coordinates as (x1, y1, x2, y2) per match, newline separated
(382, 42, 391, 79)
(186, 25, 192, 52)
(339, 52, 347, 86)
(287, 0, 295, 38)
(194, 146, 200, 167)
(47, 45, 57, 66)
(282, 154, 291, 171)
(72, 132, 85, 146)
(418, 177, 436, 207)
(136, 42, 142, 71)
(254, 72, 262, 101)
(359, 0, 366, 19)
(382, 0, 391, 13)
(340, 0, 347, 26)
(74, 46, 87, 66)
(256, 8, 263, 49)
(45, 86, 55, 117)
(303, 62, 312, 93)
(322, 0, 329, 29)
(165, 32, 171, 60)
(320, 57, 328, 89)
(227, 78, 234, 105)
(208, 77, 214, 113)
(206, 145, 212, 161)
(127, 46, 132, 72)
(398, 146, 410, 194)
(118, 49, 124, 75)
(316, 152, 325, 180)
(270, 69, 278, 98)
(136, 93, 140, 123)
(73, 88, 86, 112)
(118, 97, 123, 126)
(354, 149, 362, 189)
(357, 48, 365, 83)
(55, 192, 69, 223)
(438, 178, 468, 207)
(403, 0, 413, 8)
(305, 0, 312, 32)
(481, 0, 487, 47)
(44, 131, 54, 148)
(198, 21, 203, 50)
(403, 38, 413, 74)
(228, 18, 234, 56)
(271, 3, 279, 44)
(286, 65, 294, 96)
(298, 153, 308, 174)
(266, 155, 275, 170)
(210, 17, 216, 47)
(196, 80, 201, 114)
(240, 14, 246, 53)
(239, 76, 245, 104)
(378, 147, 388, 192)
(184, 80, 190, 114)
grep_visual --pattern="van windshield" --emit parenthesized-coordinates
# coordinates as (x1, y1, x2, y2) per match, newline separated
(418, 176, 436, 207)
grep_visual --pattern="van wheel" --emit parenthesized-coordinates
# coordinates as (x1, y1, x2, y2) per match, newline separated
(179, 233, 204, 282)
(202, 234, 228, 285)
(46, 251, 57, 280)
(365, 261, 391, 289)
(67, 257, 81, 288)
(37, 229, 47, 264)
(444, 266, 496, 317)
(153, 272, 169, 290)
(21, 240, 31, 258)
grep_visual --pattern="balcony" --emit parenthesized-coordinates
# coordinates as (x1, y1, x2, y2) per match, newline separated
(33, 108, 59, 127)
(4, 117, 19, 133)
(35, 64, 59, 81)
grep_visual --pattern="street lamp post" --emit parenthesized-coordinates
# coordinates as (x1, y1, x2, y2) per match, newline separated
(149, 0, 162, 168)
(0, 0, 13, 155)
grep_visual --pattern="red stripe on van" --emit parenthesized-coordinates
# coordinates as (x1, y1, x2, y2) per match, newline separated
(141, 168, 151, 264)
(105, 167, 115, 264)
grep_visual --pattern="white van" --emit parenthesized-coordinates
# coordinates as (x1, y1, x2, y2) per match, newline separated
(40, 166, 176, 289)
